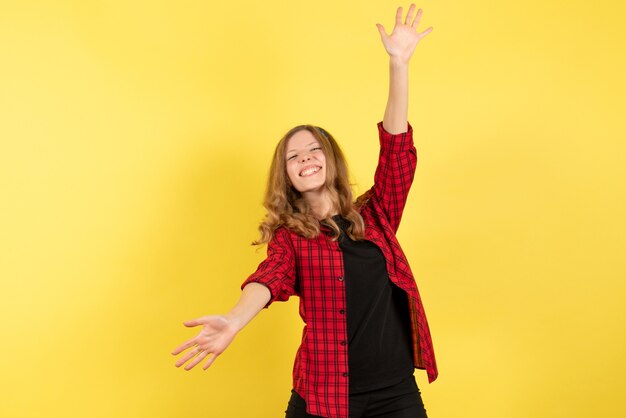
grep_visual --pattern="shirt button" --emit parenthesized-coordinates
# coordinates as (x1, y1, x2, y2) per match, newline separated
(340, 340, 346, 346)
(338, 276, 344, 281)
(342, 372, 348, 377)
(339, 309, 345, 314)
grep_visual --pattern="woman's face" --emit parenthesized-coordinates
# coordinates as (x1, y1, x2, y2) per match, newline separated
(285, 130, 327, 194)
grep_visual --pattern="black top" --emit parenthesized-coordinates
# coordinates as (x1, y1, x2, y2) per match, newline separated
(332, 215, 415, 394)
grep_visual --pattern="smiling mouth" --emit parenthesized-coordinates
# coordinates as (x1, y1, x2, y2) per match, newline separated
(299, 166, 322, 177)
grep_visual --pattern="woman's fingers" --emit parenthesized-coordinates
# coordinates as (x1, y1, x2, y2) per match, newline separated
(376, 23, 388, 39)
(202, 353, 220, 370)
(184, 348, 210, 370)
(175, 345, 221, 370)
(395, 6, 403, 26)
(171, 337, 197, 355)
(404, 4, 416, 26)
(182, 317, 205, 327)
(174, 346, 204, 368)
(411, 7, 422, 29)
(419, 26, 434, 39)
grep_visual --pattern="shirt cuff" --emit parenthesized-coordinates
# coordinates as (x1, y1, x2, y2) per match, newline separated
(377, 121, 414, 154)
(240, 270, 281, 309)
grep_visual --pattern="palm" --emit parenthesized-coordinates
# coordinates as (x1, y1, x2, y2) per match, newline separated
(376, 4, 433, 62)
(171, 315, 237, 371)
(196, 316, 231, 347)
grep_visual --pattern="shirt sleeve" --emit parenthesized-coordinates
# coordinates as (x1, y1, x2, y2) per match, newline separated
(361, 121, 417, 233)
(240, 226, 297, 309)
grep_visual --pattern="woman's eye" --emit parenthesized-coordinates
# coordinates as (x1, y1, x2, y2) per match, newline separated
(312, 147, 321, 151)
(288, 155, 296, 160)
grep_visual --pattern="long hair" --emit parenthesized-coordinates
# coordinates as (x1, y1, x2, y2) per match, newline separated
(251, 125, 368, 245)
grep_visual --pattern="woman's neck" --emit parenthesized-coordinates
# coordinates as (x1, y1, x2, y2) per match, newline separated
(302, 189, 337, 219)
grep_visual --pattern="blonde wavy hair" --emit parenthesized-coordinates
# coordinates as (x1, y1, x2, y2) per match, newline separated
(252, 125, 371, 246)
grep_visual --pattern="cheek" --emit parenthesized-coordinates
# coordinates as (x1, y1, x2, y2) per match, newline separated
(319, 154, 327, 169)
(286, 163, 298, 184)
(319, 156, 328, 176)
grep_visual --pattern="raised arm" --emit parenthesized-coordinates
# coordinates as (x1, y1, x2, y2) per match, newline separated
(376, 4, 433, 134)
(358, 5, 433, 232)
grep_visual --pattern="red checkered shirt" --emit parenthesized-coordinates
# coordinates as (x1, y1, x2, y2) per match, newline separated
(241, 121, 438, 418)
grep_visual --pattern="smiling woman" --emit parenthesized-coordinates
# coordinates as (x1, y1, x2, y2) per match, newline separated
(252, 123, 365, 244)
(285, 132, 326, 193)
(171, 4, 435, 418)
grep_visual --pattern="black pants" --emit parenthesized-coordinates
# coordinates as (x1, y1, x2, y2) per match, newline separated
(284, 375, 428, 418)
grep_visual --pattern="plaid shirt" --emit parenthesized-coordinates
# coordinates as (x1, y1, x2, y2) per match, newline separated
(241, 121, 438, 418)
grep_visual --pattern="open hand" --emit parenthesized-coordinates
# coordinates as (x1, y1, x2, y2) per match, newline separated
(376, 4, 433, 63)
(171, 315, 238, 371)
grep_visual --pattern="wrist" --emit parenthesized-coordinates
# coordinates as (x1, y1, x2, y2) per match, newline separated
(223, 313, 244, 334)
(389, 55, 410, 67)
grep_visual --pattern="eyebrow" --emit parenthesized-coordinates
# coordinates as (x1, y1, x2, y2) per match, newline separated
(286, 142, 319, 155)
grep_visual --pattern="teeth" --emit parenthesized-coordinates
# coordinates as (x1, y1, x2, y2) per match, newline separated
(300, 166, 321, 177)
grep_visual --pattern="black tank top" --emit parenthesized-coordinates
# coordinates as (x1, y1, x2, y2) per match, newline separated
(332, 215, 415, 394)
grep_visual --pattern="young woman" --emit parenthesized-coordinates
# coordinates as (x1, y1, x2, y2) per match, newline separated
(172, 4, 437, 418)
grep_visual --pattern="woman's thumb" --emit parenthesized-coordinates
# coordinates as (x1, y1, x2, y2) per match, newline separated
(376, 23, 387, 39)
(183, 317, 204, 327)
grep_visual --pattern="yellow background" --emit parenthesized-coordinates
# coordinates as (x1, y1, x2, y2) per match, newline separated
(1, 0, 625, 417)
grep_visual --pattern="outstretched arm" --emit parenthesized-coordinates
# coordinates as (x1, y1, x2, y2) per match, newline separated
(376, 4, 433, 134)
(171, 283, 270, 371)
(172, 226, 295, 371)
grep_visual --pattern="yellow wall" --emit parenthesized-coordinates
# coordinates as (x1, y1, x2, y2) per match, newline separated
(1, 1, 625, 417)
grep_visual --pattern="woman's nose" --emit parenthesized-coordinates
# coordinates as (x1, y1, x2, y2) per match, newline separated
(299, 154, 311, 162)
